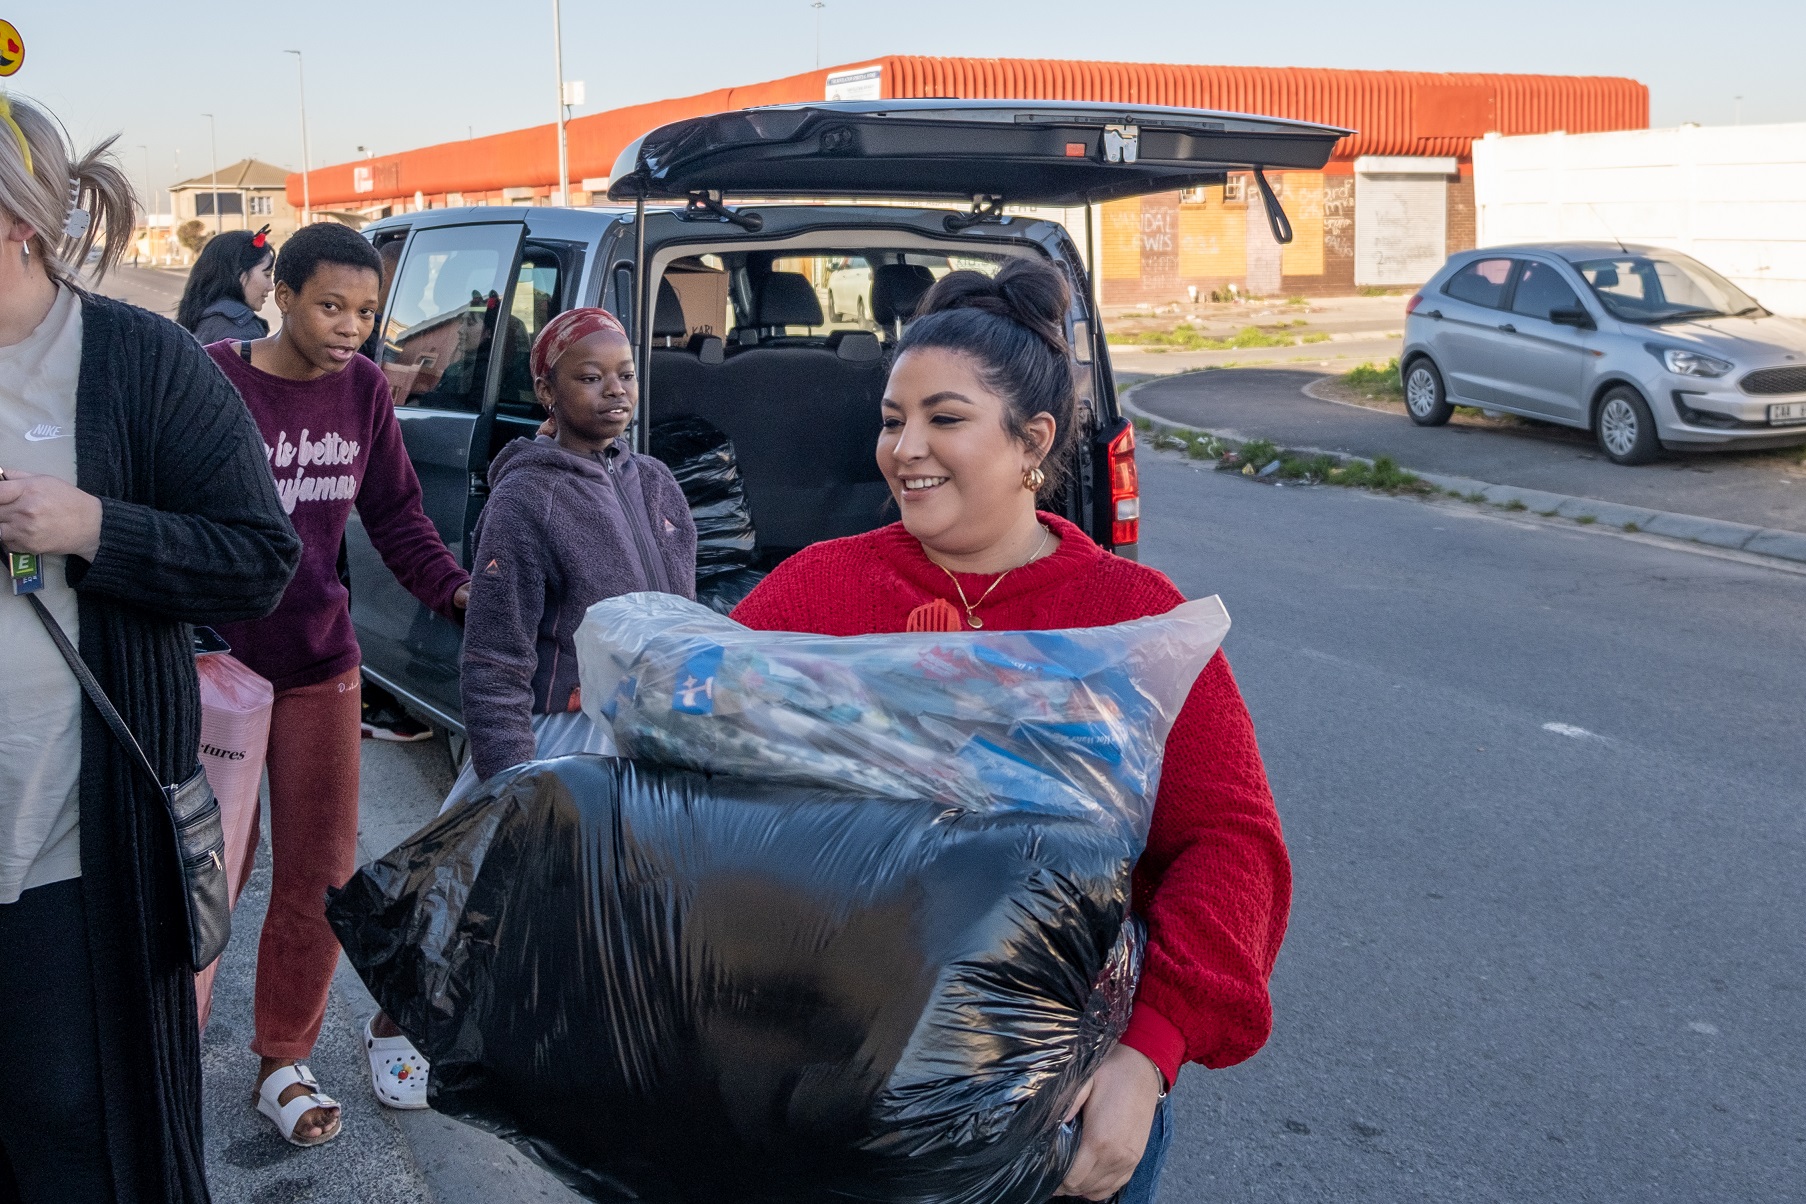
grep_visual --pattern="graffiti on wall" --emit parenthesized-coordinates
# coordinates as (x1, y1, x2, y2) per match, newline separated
(1324, 176, 1355, 260)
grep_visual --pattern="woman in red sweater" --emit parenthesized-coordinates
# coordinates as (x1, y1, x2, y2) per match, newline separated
(732, 258, 1289, 1202)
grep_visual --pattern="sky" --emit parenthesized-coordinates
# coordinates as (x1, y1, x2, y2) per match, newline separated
(11, 0, 1806, 214)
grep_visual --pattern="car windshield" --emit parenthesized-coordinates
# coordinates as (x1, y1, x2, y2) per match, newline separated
(1573, 254, 1764, 324)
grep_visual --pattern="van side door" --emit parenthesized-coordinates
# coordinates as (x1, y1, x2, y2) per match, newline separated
(347, 218, 527, 728)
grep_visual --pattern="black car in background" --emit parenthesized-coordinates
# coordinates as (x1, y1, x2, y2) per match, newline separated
(350, 99, 1347, 731)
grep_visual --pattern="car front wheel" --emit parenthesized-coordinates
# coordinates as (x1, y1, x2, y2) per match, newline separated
(1595, 387, 1660, 465)
(1403, 358, 1453, 426)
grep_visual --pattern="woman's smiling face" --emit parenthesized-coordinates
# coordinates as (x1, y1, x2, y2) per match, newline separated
(877, 346, 1054, 560)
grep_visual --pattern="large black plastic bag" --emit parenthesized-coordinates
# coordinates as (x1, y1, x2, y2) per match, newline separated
(330, 595, 1230, 1202)
(649, 417, 765, 614)
(329, 756, 1145, 1203)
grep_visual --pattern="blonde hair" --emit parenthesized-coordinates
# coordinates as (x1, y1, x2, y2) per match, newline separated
(0, 92, 137, 285)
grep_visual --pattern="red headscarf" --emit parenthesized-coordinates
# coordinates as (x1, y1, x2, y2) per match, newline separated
(530, 307, 629, 381)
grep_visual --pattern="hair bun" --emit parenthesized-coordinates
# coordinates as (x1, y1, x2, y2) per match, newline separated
(915, 258, 1071, 359)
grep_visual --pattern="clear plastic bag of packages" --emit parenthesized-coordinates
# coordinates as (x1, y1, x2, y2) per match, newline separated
(575, 592, 1230, 841)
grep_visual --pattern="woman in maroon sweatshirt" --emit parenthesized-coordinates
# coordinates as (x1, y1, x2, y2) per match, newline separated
(207, 223, 470, 1146)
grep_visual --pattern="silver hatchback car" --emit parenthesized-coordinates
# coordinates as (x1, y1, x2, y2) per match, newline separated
(1400, 242, 1806, 464)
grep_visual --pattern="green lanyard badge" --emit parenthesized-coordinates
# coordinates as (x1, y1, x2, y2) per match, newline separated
(9, 551, 43, 595)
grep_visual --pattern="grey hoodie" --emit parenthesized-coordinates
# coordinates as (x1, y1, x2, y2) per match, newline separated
(462, 435, 697, 780)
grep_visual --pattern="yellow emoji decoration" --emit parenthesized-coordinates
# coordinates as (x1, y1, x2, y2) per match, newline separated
(0, 21, 22, 77)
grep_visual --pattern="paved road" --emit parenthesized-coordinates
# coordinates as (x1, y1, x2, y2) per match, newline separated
(204, 459, 1805, 1202)
(1128, 368, 1806, 535)
(1143, 456, 1804, 1202)
(101, 263, 189, 318)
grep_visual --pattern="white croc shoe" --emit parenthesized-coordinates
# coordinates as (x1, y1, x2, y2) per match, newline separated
(365, 1015, 431, 1110)
(254, 1062, 342, 1147)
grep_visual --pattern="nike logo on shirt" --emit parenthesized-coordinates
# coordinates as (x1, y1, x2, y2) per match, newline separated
(23, 425, 69, 442)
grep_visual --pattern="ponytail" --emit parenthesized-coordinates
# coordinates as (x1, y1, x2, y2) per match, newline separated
(0, 93, 138, 285)
(896, 257, 1079, 495)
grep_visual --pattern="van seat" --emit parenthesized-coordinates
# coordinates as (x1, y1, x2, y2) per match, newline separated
(871, 264, 936, 330)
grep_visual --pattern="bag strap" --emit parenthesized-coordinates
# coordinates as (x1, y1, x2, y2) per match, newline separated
(22, 590, 171, 796)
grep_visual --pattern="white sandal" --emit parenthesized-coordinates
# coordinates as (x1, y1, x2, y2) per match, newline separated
(365, 1015, 431, 1110)
(254, 1062, 342, 1147)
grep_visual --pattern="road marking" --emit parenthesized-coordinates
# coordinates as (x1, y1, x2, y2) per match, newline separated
(1542, 722, 1603, 740)
(1687, 1021, 1719, 1035)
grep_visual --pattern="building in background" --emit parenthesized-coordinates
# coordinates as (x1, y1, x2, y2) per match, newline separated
(289, 57, 1647, 303)
(1473, 122, 1806, 317)
(171, 159, 304, 253)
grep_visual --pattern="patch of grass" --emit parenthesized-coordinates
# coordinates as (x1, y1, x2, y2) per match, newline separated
(1325, 455, 1430, 493)
(1301, 331, 1330, 344)
(1285, 296, 1310, 308)
(1502, 499, 1527, 512)
(1575, 514, 1597, 525)
(1132, 415, 1152, 432)
(1150, 426, 1230, 461)
(1623, 521, 1641, 532)
(1107, 323, 1297, 352)
(1357, 285, 1398, 297)
(1537, 508, 1559, 517)
(1343, 358, 1404, 399)
(1463, 491, 1487, 504)
(1238, 438, 1281, 469)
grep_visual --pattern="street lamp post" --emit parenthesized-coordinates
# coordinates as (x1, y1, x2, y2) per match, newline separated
(813, 2, 824, 69)
(552, 0, 569, 207)
(286, 50, 313, 226)
(202, 113, 220, 236)
(137, 144, 151, 265)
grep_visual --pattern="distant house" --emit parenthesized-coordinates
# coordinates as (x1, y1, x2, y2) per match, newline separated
(170, 158, 303, 245)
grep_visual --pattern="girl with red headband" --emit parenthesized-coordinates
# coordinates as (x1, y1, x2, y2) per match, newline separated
(455, 307, 696, 792)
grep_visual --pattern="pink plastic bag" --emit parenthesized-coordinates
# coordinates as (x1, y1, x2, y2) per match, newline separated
(192, 653, 273, 1030)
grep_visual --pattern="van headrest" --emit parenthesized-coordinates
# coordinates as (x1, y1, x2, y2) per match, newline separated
(871, 264, 936, 326)
(689, 334, 725, 366)
(756, 272, 823, 328)
(653, 279, 688, 338)
(827, 330, 882, 363)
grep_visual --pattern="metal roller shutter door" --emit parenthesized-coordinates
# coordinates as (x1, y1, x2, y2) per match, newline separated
(1355, 173, 1447, 286)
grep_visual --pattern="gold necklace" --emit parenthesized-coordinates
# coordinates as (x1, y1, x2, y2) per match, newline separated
(934, 526, 1052, 629)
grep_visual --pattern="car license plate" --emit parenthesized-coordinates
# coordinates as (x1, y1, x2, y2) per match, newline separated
(1771, 401, 1806, 425)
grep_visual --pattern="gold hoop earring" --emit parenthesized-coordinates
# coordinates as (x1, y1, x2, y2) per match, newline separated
(1023, 466, 1046, 493)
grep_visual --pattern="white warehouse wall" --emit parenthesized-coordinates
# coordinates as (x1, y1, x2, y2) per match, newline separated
(1472, 123, 1806, 317)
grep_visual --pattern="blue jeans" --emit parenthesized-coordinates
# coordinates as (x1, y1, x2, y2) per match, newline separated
(1114, 1093, 1174, 1204)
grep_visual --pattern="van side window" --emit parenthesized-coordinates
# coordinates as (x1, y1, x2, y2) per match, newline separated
(494, 246, 565, 417)
(377, 224, 522, 412)
(1509, 260, 1582, 322)
(1443, 258, 1515, 310)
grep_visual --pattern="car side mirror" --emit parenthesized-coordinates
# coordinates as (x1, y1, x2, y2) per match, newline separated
(1550, 306, 1595, 331)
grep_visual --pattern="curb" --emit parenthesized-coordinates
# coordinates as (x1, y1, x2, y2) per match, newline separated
(1118, 385, 1806, 568)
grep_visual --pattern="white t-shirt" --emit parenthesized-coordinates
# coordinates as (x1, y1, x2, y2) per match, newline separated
(0, 285, 84, 903)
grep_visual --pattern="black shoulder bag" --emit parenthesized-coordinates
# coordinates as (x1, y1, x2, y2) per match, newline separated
(25, 592, 231, 971)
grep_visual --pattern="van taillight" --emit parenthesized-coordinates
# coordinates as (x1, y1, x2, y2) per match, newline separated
(1107, 424, 1140, 548)
(1405, 294, 1424, 314)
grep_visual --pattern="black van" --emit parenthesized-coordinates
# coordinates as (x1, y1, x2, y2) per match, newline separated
(351, 99, 1345, 730)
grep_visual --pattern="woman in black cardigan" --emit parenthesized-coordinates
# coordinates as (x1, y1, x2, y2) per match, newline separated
(0, 95, 299, 1202)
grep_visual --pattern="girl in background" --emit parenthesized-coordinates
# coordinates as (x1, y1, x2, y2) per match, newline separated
(176, 224, 274, 344)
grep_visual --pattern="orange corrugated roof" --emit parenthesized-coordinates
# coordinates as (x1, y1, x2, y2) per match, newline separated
(291, 57, 1646, 208)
